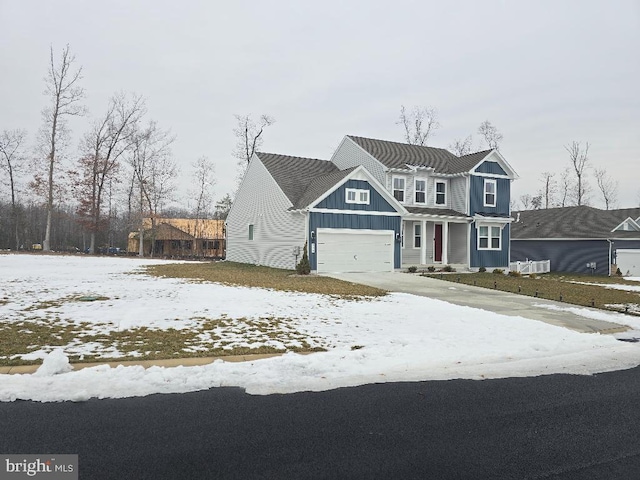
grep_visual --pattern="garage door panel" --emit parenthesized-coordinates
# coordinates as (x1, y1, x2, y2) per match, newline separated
(617, 250, 640, 276)
(317, 228, 394, 273)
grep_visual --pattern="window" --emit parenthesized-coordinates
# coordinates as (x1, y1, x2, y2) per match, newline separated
(414, 223, 421, 248)
(393, 177, 405, 203)
(345, 188, 370, 205)
(248, 224, 254, 241)
(478, 225, 501, 250)
(484, 179, 497, 207)
(435, 180, 446, 205)
(415, 179, 426, 204)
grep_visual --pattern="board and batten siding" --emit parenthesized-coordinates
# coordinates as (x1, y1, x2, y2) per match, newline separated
(475, 161, 507, 175)
(470, 224, 510, 268)
(309, 212, 401, 270)
(331, 137, 386, 185)
(315, 180, 396, 212)
(226, 157, 306, 270)
(469, 176, 511, 216)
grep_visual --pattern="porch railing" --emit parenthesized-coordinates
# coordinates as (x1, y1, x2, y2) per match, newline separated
(509, 260, 550, 274)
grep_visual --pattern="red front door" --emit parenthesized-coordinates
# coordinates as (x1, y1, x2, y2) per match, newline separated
(434, 224, 443, 262)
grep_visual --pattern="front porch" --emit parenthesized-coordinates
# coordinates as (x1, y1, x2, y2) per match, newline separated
(401, 217, 470, 268)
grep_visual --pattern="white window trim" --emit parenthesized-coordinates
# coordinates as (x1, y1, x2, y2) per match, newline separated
(393, 176, 406, 204)
(413, 223, 421, 249)
(434, 180, 447, 206)
(414, 178, 427, 205)
(345, 188, 370, 205)
(477, 224, 502, 251)
(484, 179, 497, 207)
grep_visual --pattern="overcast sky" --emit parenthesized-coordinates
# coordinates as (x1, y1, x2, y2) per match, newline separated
(1, 0, 639, 210)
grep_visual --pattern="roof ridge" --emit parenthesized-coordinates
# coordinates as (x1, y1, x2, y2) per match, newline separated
(256, 152, 331, 163)
(347, 135, 453, 153)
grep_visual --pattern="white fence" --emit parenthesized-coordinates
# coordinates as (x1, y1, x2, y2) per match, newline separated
(509, 260, 551, 274)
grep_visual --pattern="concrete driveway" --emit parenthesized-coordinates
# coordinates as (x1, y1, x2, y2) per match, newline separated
(326, 272, 628, 334)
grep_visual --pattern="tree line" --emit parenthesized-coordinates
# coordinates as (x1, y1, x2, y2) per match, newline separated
(0, 45, 245, 254)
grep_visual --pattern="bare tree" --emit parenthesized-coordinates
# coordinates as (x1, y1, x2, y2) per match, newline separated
(75, 93, 145, 253)
(128, 121, 176, 256)
(38, 44, 86, 251)
(537, 171, 557, 209)
(559, 167, 572, 207)
(0, 129, 28, 249)
(477, 120, 503, 150)
(519, 194, 532, 210)
(594, 167, 618, 210)
(397, 105, 440, 146)
(191, 156, 216, 246)
(233, 114, 275, 167)
(448, 135, 473, 156)
(565, 141, 590, 206)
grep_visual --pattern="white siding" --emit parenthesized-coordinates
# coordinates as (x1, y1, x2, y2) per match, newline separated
(226, 157, 306, 270)
(450, 177, 467, 214)
(448, 223, 468, 264)
(331, 137, 386, 185)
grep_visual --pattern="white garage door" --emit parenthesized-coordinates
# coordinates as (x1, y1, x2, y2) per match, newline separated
(316, 228, 394, 273)
(617, 249, 640, 276)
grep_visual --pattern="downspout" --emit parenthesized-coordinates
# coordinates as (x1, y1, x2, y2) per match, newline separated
(607, 238, 613, 276)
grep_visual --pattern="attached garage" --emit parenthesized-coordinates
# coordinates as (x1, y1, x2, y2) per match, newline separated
(617, 250, 640, 277)
(316, 228, 394, 273)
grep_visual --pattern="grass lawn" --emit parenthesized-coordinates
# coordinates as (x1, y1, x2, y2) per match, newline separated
(2, 260, 385, 367)
(146, 261, 386, 298)
(422, 271, 640, 314)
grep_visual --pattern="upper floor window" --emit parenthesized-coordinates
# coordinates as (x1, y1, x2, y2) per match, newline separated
(345, 188, 370, 205)
(248, 224, 254, 241)
(435, 180, 447, 205)
(484, 179, 497, 207)
(415, 179, 426, 204)
(478, 225, 501, 250)
(393, 177, 405, 203)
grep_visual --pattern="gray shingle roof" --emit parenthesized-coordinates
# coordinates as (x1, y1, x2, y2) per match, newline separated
(511, 206, 640, 239)
(404, 207, 469, 219)
(256, 152, 342, 209)
(347, 135, 491, 174)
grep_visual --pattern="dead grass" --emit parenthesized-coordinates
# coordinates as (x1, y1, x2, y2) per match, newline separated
(145, 261, 386, 298)
(423, 272, 640, 313)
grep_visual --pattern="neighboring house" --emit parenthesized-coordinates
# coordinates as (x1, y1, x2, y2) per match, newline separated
(511, 206, 640, 275)
(127, 218, 225, 258)
(226, 135, 518, 273)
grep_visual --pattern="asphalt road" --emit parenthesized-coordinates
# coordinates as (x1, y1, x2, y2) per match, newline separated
(3, 367, 640, 480)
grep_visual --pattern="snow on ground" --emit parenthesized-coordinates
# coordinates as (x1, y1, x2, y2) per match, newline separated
(2, 254, 640, 402)
(626, 277, 640, 283)
(570, 280, 640, 292)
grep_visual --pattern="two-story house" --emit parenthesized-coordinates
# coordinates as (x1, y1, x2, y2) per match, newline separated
(226, 135, 518, 273)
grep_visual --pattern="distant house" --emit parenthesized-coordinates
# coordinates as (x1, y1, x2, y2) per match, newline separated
(127, 218, 225, 258)
(225, 135, 518, 273)
(511, 206, 640, 275)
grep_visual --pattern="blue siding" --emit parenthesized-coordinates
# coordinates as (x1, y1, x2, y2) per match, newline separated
(469, 176, 511, 216)
(511, 239, 610, 275)
(308, 212, 401, 270)
(315, 180, 396, 212)
(470, 224, 510, 268)
(475, 161, 507, 176)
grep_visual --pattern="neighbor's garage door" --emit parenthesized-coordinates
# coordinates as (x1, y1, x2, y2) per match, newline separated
(316, 228, 394, 273)
(617, 249, 640, 276)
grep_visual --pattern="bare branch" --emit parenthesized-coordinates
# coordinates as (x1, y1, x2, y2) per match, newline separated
(594, 167, 618, 210)
(564, 141, 590, 206)
(477, 120, 503, 150)
(448, 135, 473, 156)
(397, 105, 440, 146)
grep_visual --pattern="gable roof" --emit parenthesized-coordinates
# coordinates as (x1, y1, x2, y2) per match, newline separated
(347, 135, 491, 174)
(256, 152, 342, 209)
(511, 206, 640, 239)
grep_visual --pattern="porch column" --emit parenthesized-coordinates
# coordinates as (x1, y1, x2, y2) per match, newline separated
(442, 221, 449, 265)
(420, 219, 427, 265)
